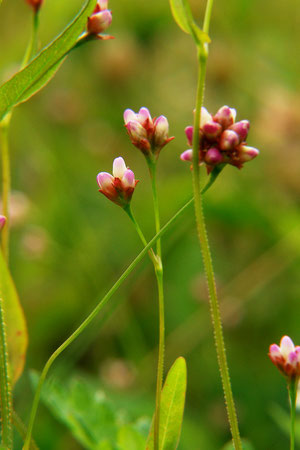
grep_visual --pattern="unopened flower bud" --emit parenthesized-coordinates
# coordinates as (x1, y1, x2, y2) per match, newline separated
(200, 107, 213, 128)
(185, 126, 194, 147)
(97, 157, 138, 207)
(26, 0, 43, 12)
(180, 149, 193, 162)
(237, 144, 259, 162)
(202, 121, 222, 140)
(205, 148, 223, 165)
(219, 130, 240, 151)
(88, 9, 112, 35)
(269, 336, 300, 378)
(229, 120, 250, 142)
(124, 107, 173, 158)
(214, 106, 236, 128)
(0, 215, 7, 231)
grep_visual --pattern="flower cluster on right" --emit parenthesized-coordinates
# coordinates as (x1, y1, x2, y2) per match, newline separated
(181, 105, 259, 172)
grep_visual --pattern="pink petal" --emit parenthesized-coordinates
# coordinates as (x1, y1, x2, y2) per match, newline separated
(180, 149, 193, 162)
(97, 172, 114, 189)
(185, 126, 194, 146)
(138, 107, 152, 124)
(123, 109, 137, 125)
(113, 157, 127, 178)
(122, 169, 135, 188)
(280, 336, 295, 358)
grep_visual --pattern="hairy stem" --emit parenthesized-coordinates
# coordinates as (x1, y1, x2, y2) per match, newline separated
(191, 1, 242, 448)
(0, 296, 13, 448)
(289, 377, 298, 450)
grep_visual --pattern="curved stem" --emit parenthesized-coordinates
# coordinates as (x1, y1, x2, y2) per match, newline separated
(23, 197, 194, 450)
(23, 178, 220, 449)
(191, 1, 242, 448)
(289, 377, 298, 450)
(0, 296, 13, 448)
(21, 11, 40, 69)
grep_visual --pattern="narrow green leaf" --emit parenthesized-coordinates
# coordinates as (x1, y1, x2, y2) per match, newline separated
(169, 0, 210, 45)
(0, 0, 97, 120)
(0, 250, 28, 385)
(146, 357, 187, 450)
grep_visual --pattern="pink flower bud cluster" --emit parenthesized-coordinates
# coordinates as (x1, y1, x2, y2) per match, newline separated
(26, 0, 43, 12)
(0, 215, 6, 231)
(181, 105, 259, 172)
(124, 107, 174, 158)
(87, 0, 112, 36)
(97, 157, 138, 208)
(269, 336, 300, 379)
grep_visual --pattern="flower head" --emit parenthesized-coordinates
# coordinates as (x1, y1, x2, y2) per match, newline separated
(26, 0, 43, 12)
(269, 336, 300, 379)
(124, 107, 174, 158)
(0, 215, 6, 231)
(180, 105, 259, 173)
(97, 157, 138, 208)
(87, 0, 112, 37)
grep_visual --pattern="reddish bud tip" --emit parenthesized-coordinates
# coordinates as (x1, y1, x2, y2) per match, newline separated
(219, 130, 240, 151)
(0, 215, 7, 231)
(205, 148, 223, 165)
(214, 105, 236, 128)
(26, 0, 43, 12)
(202, 121, 222, 140)
(229, 120, 250, 142)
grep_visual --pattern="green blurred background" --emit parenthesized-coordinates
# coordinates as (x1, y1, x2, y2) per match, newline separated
(1, 0, 300, 448)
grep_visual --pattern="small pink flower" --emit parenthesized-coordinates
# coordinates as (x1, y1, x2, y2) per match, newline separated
(0, 215, 6, 231)
(181, 105, 259, 172)
(124, 107, 174, 158)
(87, 0, 112, 36)
(97, 157, 138, 207)
(269, 336, 300, 378)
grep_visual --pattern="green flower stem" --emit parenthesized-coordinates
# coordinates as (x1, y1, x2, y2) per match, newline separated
(0, 296, 13, 448)
(190, 1, 242, 448)
(289, 377, 298, 450)
(0, 121, 11, 262)
(125, 200, 164, 450)
(21, 11, 40, 69)
(147, 158, 164, 450)
(23, 197, 194, 450)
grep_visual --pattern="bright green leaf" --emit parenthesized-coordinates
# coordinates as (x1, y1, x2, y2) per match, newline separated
(0, 0, 97, 121)
(118, 425, 146, 450)
(169, 0, 210, 45)
(146, 357, 187, 450)
(0, 250, 27, 385)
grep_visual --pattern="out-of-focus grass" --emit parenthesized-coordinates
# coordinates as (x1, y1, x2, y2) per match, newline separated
(1, 0, 300, 448)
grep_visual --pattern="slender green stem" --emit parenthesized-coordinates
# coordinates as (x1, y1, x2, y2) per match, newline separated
(191, 1, 242, 448)
(23, 197, 194, 450)
(147, 159, 164, 450)
(289, 377, 298, 450)
(0, 123, 11, 262)
(0, 296, 13, 448)
(23, 178, 220, 449)
(125, 199, 164, 450)
(21, 11, 40, 69)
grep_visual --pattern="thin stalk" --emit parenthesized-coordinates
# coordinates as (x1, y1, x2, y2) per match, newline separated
(0, 123, 11, 262)
(21, 11, 40, 69)
(191, 1, 242, 448)
(23, 180, 220, 449)
(0, 296, 13, 448)
(147, 158, 164, 450)
(23, 197, 194, 450)
(288, 377, 298, 450)
(125, 200, 164, 450)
